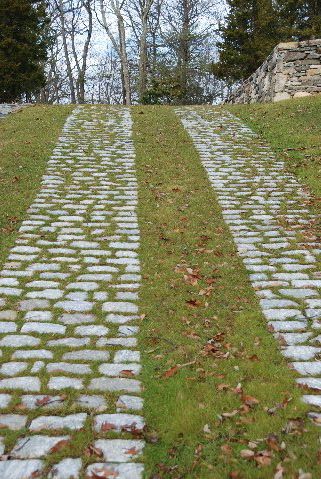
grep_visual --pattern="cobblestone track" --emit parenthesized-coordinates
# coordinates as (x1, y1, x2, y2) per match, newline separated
(176, 107, 321, 422)
(0, 106, 144, 479)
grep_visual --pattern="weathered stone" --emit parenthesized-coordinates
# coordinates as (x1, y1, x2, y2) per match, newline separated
(49, 458, 82, 479)
(47, 338, 90, 347)
(0, 459, 44, 479)
(0, 335, 40, 347)
(19, 300, 50, 311)
(24, 311, 52, 322)
(75, 395, 107, 411)
(90, 377, 141, 393)
(63, 350, 110, 361)
(103, 302, 138, 313)
(93, 414, 144, 433)
(30, 413, 87, 431)
(0, 414, 27, 430)
(75, 325, 109, 336)
(0, 322, 17, 333)
(59, 313, 95, 325)
(55, 301, 93, 312)
(21, 323, 66, 335)
(13, 350, 53, 359)
(0, 362, 28, 376)
(116, 395, 144, 412)
(0, 377, 40, 392)
(94, 439, 144, 462)
(47, 362, 91, 375)
(226, 40, 321, 104)
(21, 395, 66, 410)
(86, 463, 144, 479)
(11, 435, 70, 458)
(0, 394, 12, 408)
(48, 377, 84, 390)
(114, 350, 140, 363)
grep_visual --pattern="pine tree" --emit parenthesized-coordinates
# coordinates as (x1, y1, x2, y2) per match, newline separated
(278, 0, 321, 40)
(213, 0, 281, 83)
(0, 0, 49, 102)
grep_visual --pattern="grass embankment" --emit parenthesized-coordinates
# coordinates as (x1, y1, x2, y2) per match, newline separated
(226, 95, 321, 202)
(133, 106, 321, 479)
(0, 105, 74, 268)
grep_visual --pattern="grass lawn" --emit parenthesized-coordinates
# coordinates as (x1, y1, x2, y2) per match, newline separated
(0, 103, 320, 477)
(226, 95, 321, 204)
(132, 106, 321, 479)
(0, 105, 74, 269)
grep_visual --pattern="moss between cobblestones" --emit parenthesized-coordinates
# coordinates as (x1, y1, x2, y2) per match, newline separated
(133, 106, 321, 479)
(0, 105, 74, 270)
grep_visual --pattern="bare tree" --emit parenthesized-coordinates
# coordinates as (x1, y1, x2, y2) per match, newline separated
(70, 0, 93, 103)
(98, 0, 132, 105)
(55, 0, 77, 102)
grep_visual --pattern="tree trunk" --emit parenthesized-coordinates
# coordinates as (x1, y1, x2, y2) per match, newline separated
(178, 0, 190, 104)
(99, 0, 131, 105)
(117, 15, 131, 105)
(57, 0, 76, 104)
(138, 0, 154, 102)
(77, 0, 93, 103)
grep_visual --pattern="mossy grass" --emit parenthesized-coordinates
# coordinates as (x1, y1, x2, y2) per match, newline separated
(133, 105, 320, 478)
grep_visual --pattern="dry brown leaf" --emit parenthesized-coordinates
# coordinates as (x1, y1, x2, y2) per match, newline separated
(242, 394, 260, 407)
(100, 422, 115, 432)
(221, 444, 233, 455)
(162, 366, 178, 378)
(240, 449, 255, 459)
(120, 370, 135, 378)
(90, 466, 119, 478)
(50, 439, 70, 454)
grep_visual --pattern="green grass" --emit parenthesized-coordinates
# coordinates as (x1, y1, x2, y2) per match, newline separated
(0, 105, 74, 268)
(0, 103, 320, 477)
(133, 105, 321, 479)
(225, 95, 321, 204)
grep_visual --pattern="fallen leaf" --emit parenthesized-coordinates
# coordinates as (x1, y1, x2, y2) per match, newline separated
(240, 449, 255, 459)
(217, 383, 230, 391)
(162, 366, 178, 378)
(242, 395, 260, 407)
(186, 299, 202, 308)
(222, 409, 239, 418)
(267, 434, 280, 452)
(120, 370, 135, 378)
(85, 444, 103, 458)
(100, 422, 115, 432)
(254, 450, 272, 467)
(50, 439, 70, 454)
(90, 466, 119, 478)
(36, 396, 52, 406)
(125, 447, 140, 456)
(221, 444, 232, 455)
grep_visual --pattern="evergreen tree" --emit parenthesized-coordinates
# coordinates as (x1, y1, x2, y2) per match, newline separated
(278, 0, 321, 40)
(0, 0, 49, 102)
(213, 0, 281, 83)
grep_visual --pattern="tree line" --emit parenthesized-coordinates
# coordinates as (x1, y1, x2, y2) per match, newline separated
(0, 0, 320, 104)
(0, 0, 224, 104)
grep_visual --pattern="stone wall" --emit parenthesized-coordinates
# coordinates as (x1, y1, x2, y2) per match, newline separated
(227, 39, 321, 104)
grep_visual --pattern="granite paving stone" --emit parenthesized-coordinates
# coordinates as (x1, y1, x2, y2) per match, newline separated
(0, 106, 143, 475)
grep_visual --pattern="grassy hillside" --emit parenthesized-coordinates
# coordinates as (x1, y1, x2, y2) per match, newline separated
(0, 103, 320, 477)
